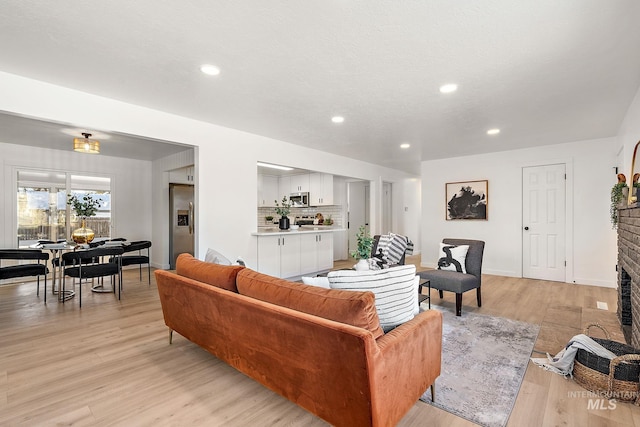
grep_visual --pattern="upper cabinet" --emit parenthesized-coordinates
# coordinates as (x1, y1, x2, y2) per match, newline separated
(278, 174, 310, 199)
(309, 172, 334, 206)
(261, 170, 336, 206)
(290, 174, 310, 193)
(258, 174, 279, 207)
(169, 165, 195, 185)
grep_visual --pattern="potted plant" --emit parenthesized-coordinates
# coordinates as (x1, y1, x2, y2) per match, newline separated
(274, 196, 292, 230)
(67, 193, 101, 243)
(265, 215, 274, 224)
(351, 225, 373, 270)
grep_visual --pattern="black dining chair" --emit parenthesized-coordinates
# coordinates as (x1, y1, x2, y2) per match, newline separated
(0, 249, 50, 303)
(62, 246, 124, 308)
(117, 240, 152, 285)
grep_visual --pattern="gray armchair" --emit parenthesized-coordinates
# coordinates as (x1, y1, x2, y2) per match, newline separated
(418, 238, 485, 316)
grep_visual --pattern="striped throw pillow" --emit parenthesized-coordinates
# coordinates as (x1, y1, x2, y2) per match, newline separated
(328, 265, 418, 332)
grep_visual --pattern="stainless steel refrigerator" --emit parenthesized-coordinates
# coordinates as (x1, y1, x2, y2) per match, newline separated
(169, 184, 194, 269)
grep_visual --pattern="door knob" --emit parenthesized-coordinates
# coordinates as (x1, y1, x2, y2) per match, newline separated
(524, 226, 529, 230)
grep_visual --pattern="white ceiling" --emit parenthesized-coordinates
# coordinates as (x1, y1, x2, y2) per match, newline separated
(1, 1, 640, 173)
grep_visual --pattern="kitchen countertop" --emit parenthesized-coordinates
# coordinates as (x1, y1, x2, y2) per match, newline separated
(252, 227, 346, 236)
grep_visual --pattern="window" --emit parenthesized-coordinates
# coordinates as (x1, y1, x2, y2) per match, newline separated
(17, 170, 111, 247)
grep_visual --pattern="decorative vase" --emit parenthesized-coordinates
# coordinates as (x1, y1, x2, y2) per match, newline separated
(278, 216, 290, 230)
(621, 186, 630, 207)
(72, 219, 95, 244)
(355, 258, 369, 271)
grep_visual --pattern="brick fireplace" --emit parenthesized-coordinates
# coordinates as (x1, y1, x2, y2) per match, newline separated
(617, 206, 640, 346)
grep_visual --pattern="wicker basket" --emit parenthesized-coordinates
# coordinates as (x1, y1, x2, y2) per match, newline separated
(572, 323, 640, 404)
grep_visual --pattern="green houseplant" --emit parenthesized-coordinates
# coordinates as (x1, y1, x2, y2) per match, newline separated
(67, 193, 101, 243)
(611, 182, 628, 229)
(351, 225, 373, 270)
(274, 196, 292, 230)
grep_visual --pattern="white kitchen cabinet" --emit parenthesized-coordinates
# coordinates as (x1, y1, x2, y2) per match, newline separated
(299, 232, 333, 275)
(257, 174, 279, 207)
(299, 234, 318, 274)
(309, 173, 334, 206)
(280, 234, 301, 279)
(290, 174, 310, 193)
(169, 165, 195, 184)
(256, 234, 301, 279)
(257, 235, 281, 277)
(316, 232, 334, 271)
(256, 231, 334, 278)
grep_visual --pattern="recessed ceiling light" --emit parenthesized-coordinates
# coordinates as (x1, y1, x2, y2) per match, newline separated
(200, 64, 221, 76)
(400, 143, 411, 149)
(487, 128, 500, 135)
(331, 116, 345, 123)
(439, 84, 458, 94)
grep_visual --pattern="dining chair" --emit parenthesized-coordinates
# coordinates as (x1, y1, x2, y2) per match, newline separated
(0, 249, 50, 303)
(62, 246, 124, 308)
(117, 240, 152, 285)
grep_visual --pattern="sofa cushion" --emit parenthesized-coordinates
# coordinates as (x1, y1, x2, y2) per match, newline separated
(176, 253, 244, 292)
(328, 265, 418, 332)
(236, 268, 384, 339)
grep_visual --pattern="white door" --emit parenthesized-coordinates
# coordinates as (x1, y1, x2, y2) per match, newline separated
(522, 164, 566, 281)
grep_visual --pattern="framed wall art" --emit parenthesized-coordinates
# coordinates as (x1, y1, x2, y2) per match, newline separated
(445, 180, 488, 220)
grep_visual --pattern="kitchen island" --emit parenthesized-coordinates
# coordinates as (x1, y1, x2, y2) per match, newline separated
(252, 228, 346, 279)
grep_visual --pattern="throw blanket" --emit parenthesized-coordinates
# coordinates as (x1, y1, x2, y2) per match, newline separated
(375, 233, 414, 266)
(531, 334, 617, 377)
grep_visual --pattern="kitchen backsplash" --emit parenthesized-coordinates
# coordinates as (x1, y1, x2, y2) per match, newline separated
(258, 205, 343, 227)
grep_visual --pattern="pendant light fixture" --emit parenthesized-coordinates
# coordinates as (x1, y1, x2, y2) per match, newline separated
(73, 132, 100, 154)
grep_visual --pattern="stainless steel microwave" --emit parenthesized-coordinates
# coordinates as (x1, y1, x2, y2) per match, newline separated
(289, 192, 309, 207)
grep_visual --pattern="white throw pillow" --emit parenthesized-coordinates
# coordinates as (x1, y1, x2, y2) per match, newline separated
(204, 248, 232, 266)
(327, 265, 418, 332)
(437, 243, 469, 274)
(301, 276, 331, 289)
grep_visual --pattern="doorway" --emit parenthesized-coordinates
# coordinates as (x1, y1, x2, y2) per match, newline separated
(522, 164, 566, 281)
(347, 181, 370, 256)
(382, 182, 392, 235)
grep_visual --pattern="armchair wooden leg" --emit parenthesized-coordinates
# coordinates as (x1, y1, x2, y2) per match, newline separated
(438, 290, 444, 298)
(430, 384, 436, 402)
(477, 287, 482, 307)
(169, 329, 174, 344)
(455, 293, 462, 316)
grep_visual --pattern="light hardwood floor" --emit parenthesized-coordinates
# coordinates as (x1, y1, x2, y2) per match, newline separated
(1, 258, 639, 426)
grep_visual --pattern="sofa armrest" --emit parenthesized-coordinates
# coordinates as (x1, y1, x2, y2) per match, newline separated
(369, 309, 442, 426)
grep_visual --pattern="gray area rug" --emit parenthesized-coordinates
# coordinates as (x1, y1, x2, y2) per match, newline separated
(420, 304, 540, 427)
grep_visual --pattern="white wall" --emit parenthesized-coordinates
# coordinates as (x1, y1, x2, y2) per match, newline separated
(0, 72, 420, 270)
(618, 85, 640, 179)
(0, 141, 152, 248)
(421, 137, 618, 287)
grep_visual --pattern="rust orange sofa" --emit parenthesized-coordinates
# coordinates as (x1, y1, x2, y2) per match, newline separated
(155, 254, 442, 427)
